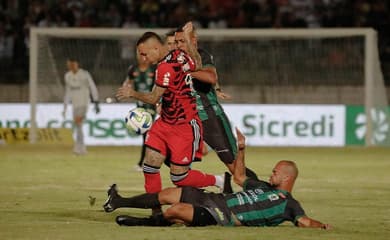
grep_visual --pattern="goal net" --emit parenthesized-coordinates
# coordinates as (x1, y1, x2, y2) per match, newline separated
(29, 28, 389, 146)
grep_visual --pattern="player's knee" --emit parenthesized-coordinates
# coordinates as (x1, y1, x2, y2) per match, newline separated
(164, 203, 180, 217)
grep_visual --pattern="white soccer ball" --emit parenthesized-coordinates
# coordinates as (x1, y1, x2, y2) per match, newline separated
(125, 107, 153, 135)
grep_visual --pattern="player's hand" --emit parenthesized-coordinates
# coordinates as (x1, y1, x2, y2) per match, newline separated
(216, 90, 232, 100)
(235, 128, 246, 151)
(94, 102, 100, 114)
(182, 21, 194, 36)
(116, 85, 134, 101)
(156, 102, 162, 115)
(322, 224, 332, 230)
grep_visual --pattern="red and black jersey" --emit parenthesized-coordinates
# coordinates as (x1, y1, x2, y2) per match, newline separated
(155, 49, 198, 124)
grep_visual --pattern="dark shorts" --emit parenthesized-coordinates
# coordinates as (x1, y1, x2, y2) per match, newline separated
(180, 186, 233, 226)
(202, 108, 237, 164)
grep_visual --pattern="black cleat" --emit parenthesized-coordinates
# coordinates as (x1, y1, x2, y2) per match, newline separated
(116, 214, 173, 227)
(223, 172, 233, 194)
(103, 184, 119, 212)
(116, 215, 146, 226)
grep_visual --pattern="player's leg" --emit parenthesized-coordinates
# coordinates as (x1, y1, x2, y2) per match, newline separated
(164, 203, 217, 226)
(103, 185, 182, 212)
(116, 214, 172, 226)
(203, 110, 258, 182)
(168, 120, 223, 189)
(170, 163, 221, 188)
(142, 121, 167, 194)
(143, 147, 165, 193)
(72, 106, 87, 154)
(136, 132, 147, 168)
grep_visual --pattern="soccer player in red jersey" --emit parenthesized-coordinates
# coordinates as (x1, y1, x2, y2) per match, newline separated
(115, 22, 224, 199)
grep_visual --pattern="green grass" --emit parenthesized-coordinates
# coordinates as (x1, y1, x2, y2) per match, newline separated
(1, 145, 390, 240)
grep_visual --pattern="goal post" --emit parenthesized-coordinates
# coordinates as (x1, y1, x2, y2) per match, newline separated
(29, 27, 389, 146)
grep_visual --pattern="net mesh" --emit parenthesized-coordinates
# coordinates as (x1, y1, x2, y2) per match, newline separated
(32, 28, 389, 145)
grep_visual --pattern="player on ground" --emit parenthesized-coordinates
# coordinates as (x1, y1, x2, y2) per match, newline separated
(103, 128, 332, 229)
(174, 26, 258, 189)
(62, 58, 100, 155)
(114, 22, 225, 206)
(122, 48, 157, 171)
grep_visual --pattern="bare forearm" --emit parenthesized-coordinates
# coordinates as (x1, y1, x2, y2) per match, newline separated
(233, 128, 248, 186)
(297, 217, 331, 230)
(131, 91, 159, 105)
(233, 149, 247, 186)
(186, 43, 202, 70)
(190, 68, 217, 84)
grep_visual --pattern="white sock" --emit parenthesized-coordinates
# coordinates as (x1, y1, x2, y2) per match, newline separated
(214, 175, 224, 189)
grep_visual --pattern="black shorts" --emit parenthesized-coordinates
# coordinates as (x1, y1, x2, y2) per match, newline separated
(180, 186, 233, 226)
(202, 107, 237, 164)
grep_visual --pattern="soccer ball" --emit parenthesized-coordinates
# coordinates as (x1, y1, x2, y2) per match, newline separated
(125, 107, 153, 135)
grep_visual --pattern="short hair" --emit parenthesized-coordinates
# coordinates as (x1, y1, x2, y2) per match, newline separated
(165, 30, 175, 37)
(136, 32, 164, 46)
(279, 160, 299, 180)
(67, 57, 78, 62)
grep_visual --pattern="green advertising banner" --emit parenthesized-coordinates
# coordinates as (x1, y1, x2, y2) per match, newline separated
(346, 106, 390, 146)
(346, 106, 365, 145)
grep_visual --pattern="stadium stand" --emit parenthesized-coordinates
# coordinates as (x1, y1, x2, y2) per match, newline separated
(0, 0, 389, 95)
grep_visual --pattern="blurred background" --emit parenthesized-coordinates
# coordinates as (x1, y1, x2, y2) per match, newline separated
(0, 0, 389, 103)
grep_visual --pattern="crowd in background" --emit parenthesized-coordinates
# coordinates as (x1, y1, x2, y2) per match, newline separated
(0, 0, 389, 84)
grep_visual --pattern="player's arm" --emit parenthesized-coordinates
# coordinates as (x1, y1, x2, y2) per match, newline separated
(296, 216, 332, 230)
(87, 72, 100, 113)
(214, 81, 232, 100)
(87, 74, 99, 102)
(190, 66, 217, 85)
(116, 84, 164, 105)
(122, 78, 133, 87)
(62, 76, 70, 117)
(182, 22, 202, 70)
(232, 128, 248, 187)
(123, 65, 135, 87)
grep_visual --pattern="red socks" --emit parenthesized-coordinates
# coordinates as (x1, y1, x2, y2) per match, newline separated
(144, 172, 162, 193)
(173, 169, 216, 188)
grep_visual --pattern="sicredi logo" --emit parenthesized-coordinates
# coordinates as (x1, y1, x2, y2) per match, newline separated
(224, 105, 345, 146)
(243, 114, 335, 138)
(346, 106, 390, 145)
(354, 109, 390, 144)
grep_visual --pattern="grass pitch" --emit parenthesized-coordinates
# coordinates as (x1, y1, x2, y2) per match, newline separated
(1, 145, 389, 240)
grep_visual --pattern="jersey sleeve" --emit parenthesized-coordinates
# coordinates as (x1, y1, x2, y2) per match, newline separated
(286, 198, 306, 226)
(86, 71, 99, 102)
(154, 63, 172, 88)
(63, 73, 70, 104)
(199, 49, 215, 68)
(127, 64, 136, 80)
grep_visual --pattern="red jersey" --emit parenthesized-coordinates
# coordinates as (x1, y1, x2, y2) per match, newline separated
(155, 49, 198, 124)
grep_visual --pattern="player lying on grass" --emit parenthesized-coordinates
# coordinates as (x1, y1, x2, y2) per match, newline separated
(103, 128, 331, 229)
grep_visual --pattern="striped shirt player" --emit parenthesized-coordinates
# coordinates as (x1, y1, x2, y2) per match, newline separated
(116, 30, 224, 196)
(104, 128, 330, 229)
(124, 60, 156, 169)
(194, 48, 237, 164)
(63, 59, 99, 155)
(144, 49, 203, 170)
(175, 29, 258, 184)
(179, 179, 305, 226)
(125, 63, 156, 114)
